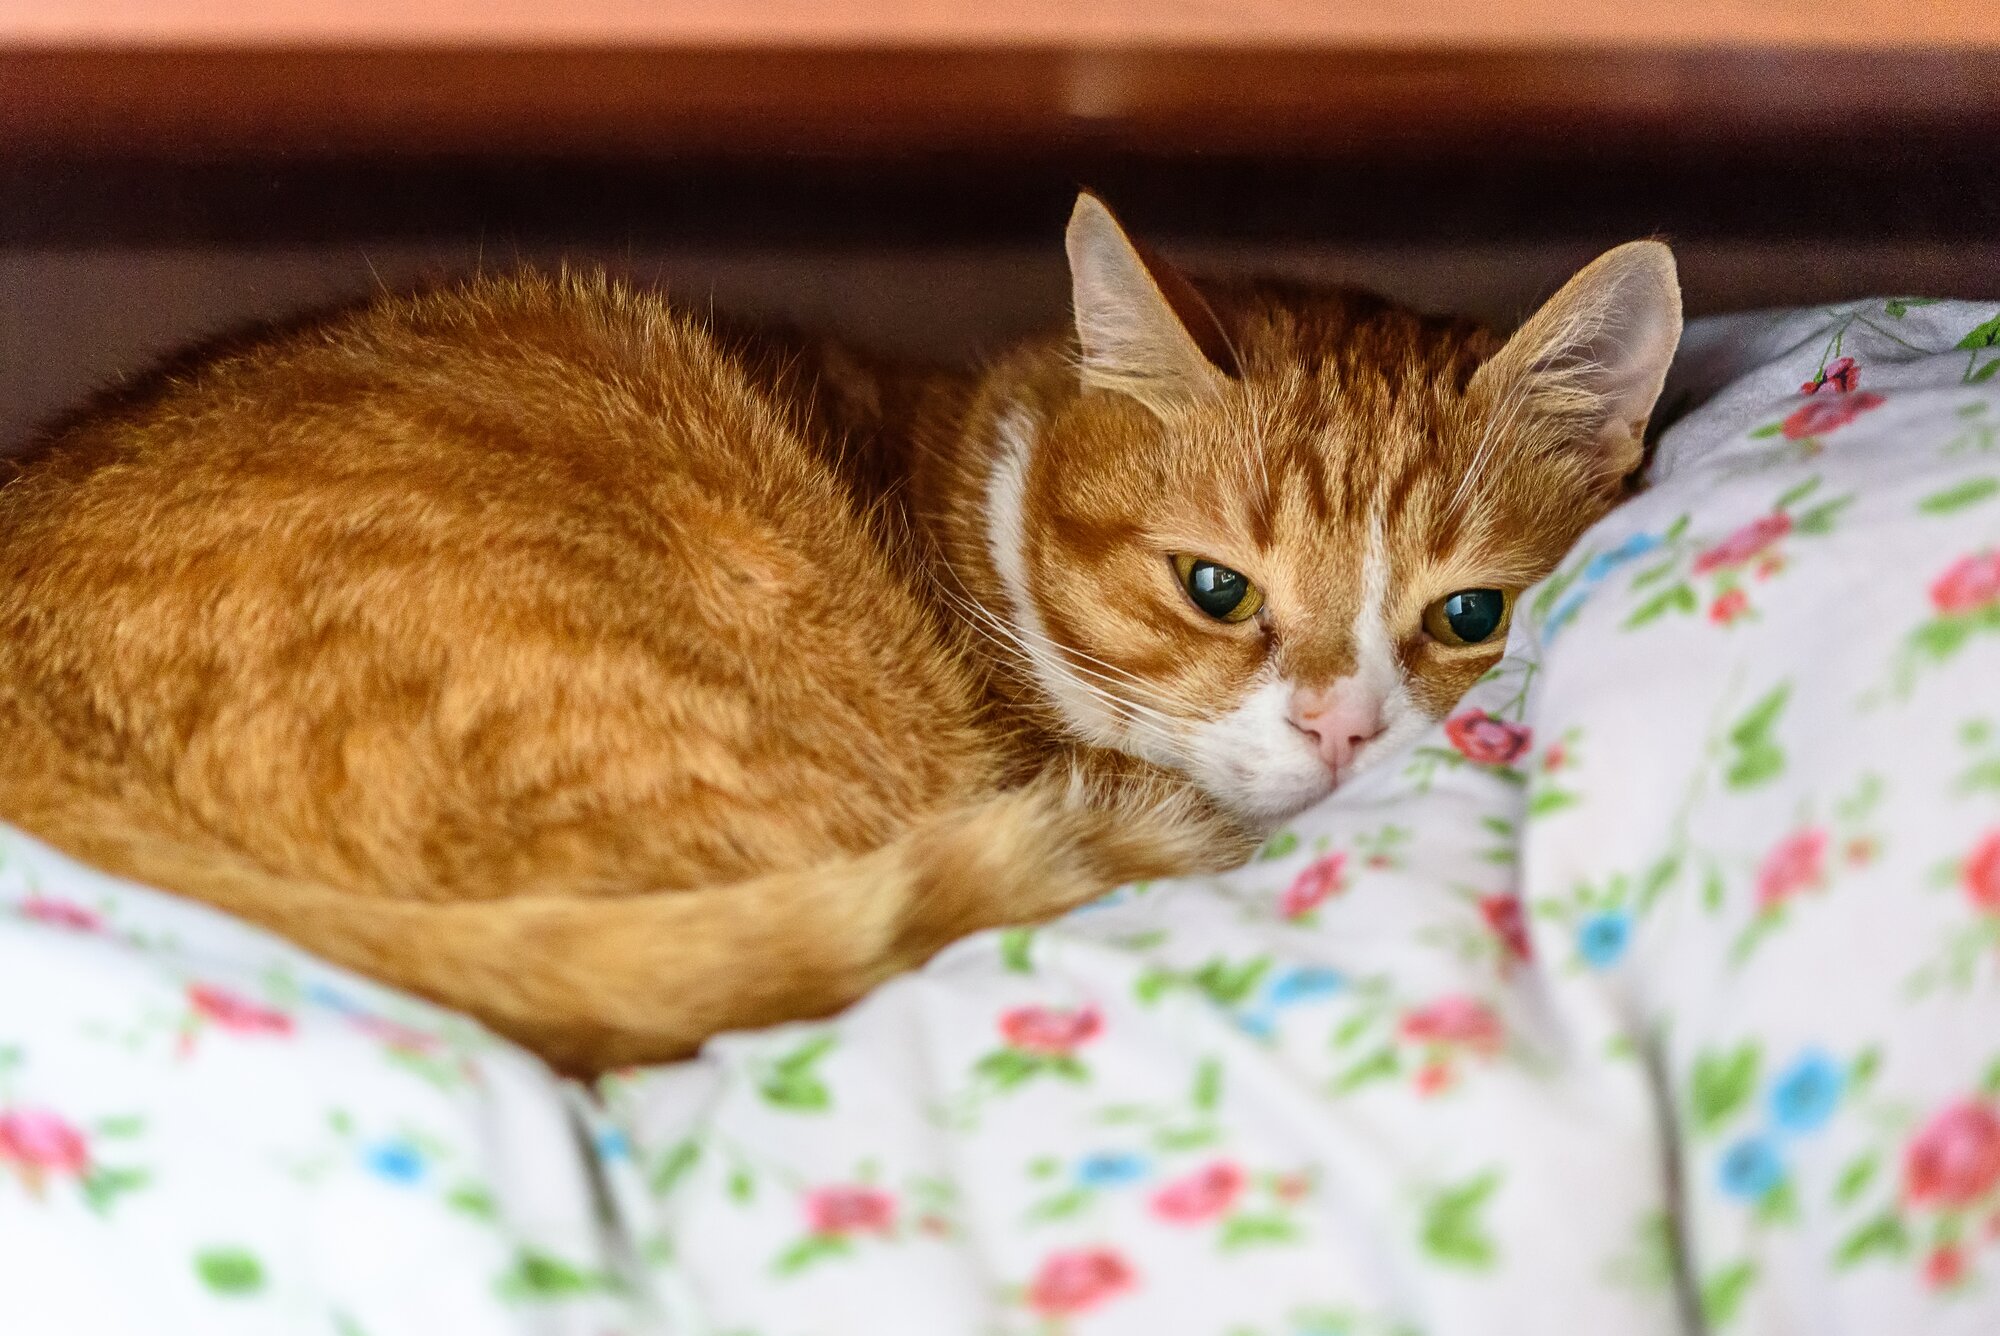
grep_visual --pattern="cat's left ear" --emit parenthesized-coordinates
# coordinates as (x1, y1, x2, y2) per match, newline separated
(1471, 240, 1683, 478)
(1066, 191, 1239, 417)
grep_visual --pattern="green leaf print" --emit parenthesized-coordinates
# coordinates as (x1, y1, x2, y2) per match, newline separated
(499, 1249, 621, 1299)
(1690, 1044, 1761, 1137)
(1631, 558, 1679, 591)
(772, 1234, 852, 1277)
(1526, 788, 1577, 817)
(1192, 1057, 1223, 1112)
(1624, 582, 1697, 630)
(1774, 476, 1822, 511)
(999, 928, 1036, 973)
(974, 1049, 1044, 1090)
(1981, 1055, 2000, 1098)
(1331, 1047, 1400, 1094)
(727, 1165, 756, 1203)
(80, 1165, 148, 1215)
(1834, 1212, 1910, 1268)
(1700, 1260, 1757, 1326)
(1725, 685, 1790, 791)
(1027, 1187, 1092, 1222)
(1832, 1152, 1879, 1206)
(195, 1247, 266, 1296)
(1885, 297, 1939, 318)
(1792, 496, 1853, 536)
(1219, 1213, 1301, 1251)
(759, 1035, 837, 1112)
(1956, 313, 2000, 349)
(1257, 831, 1300, 861)
(1194, 957, 1271, 1007)
(446, 1181, 497, 1219)
(651, 1139, 700, 1196)
(1959, 314, 2000, 383)
(1419, 1172, 1500, 1270)
(1919, 477, 2000, 514)
(1911, 617, 1978, 663)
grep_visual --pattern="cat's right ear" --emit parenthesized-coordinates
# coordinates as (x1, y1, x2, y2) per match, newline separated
(1066, 192, 1237, 417)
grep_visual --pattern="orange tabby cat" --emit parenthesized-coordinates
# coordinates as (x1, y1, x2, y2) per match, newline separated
(0, 195, 1680, 1070)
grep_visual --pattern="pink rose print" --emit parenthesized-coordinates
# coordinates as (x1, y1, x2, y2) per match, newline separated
(349, 1014, 440, 1055)
(1754, 828, 1828, 911)
(1027, 1247, 1137, 1317)
(1443, 710, 1532, 766)
(1280, 853, 1346, 919)
(1780, 390, 1884, 440)
(1694, 513, 1792, 575)
(804, 1184, 897, 1237)
(998, 1005, 1102, 1056)
(1931, 551, 2000, 616)
(188, 983, 294, 1036)
(1149, 1160, 1245, 1223)
(1399, 996, 1503, 1055)
(1904, 1100, 2000, 1209)
(1965, 830, 2000, 914)
(1800, 356, 1860, 395)
(1414, 1061, 1455, 1097)
(1926, 1244, 1967, 1290)
(0, 1108, 90, 1180)
(19, 896, 100, 932)
(1479, 894, 1532, 963)
(1708, 589, 1751, 626)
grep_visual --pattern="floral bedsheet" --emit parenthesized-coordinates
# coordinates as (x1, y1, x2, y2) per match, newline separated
(5, 298, 1999, 1335)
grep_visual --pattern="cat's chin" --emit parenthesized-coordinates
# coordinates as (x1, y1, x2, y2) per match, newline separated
(1221, 708, 1439, 826)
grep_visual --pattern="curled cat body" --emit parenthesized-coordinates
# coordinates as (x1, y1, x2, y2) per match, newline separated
(0, 195, 1681, 1070)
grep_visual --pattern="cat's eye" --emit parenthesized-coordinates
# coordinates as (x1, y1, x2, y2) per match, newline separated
(1423, 588, 1510, 646)
(1172, 554, 1264, 624)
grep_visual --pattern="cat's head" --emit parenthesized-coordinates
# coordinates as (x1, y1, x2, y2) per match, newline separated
(985, 192, 1681, 823)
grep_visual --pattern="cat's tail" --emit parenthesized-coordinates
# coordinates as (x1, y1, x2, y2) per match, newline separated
(7, 766, 1249, 1072)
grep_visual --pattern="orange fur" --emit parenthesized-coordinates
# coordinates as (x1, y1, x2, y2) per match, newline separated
(0, 198, 1680, 1070)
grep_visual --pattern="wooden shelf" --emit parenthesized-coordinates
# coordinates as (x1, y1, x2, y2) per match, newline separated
(6, 3, 1998, 159)
(9, 1, 1998, 49)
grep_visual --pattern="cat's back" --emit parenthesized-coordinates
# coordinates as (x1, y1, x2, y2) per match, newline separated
(0, 272, 998, 902)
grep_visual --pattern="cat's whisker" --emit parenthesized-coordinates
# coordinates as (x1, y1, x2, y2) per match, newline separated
(935, 588, 1188, 734)
(923, 563, 1184, 708)
(923, 574, 1190, 747)
(945, 592, 1190, 728)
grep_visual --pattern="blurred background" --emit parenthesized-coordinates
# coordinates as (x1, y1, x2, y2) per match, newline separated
(5, 0, 1999, 447)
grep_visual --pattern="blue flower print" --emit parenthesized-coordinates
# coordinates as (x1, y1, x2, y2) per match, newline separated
(364, 1139, 427, 1185)
(1583, 532, 1662, 581)
(1576, 911, 1632, 969)
(1267, 967, 1346, 1006)
(1768, 1050, 1845, 1135)
(1717, 1135, 1785, 1200)
(1545, 532, 1665, 641)
(595, 1127, 632, 1162)
(1235, 1010, 1276, 1039)
(1544, 593, 1590, 640)
(1075, 1151, 1149, 1188)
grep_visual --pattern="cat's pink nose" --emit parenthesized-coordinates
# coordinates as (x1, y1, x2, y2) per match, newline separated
(1289, 684, 1386, 774)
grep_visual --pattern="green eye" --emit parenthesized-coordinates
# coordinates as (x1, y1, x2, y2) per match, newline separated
(1173, 554, 1264, 624)
(1423, 588, 1510, 646)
